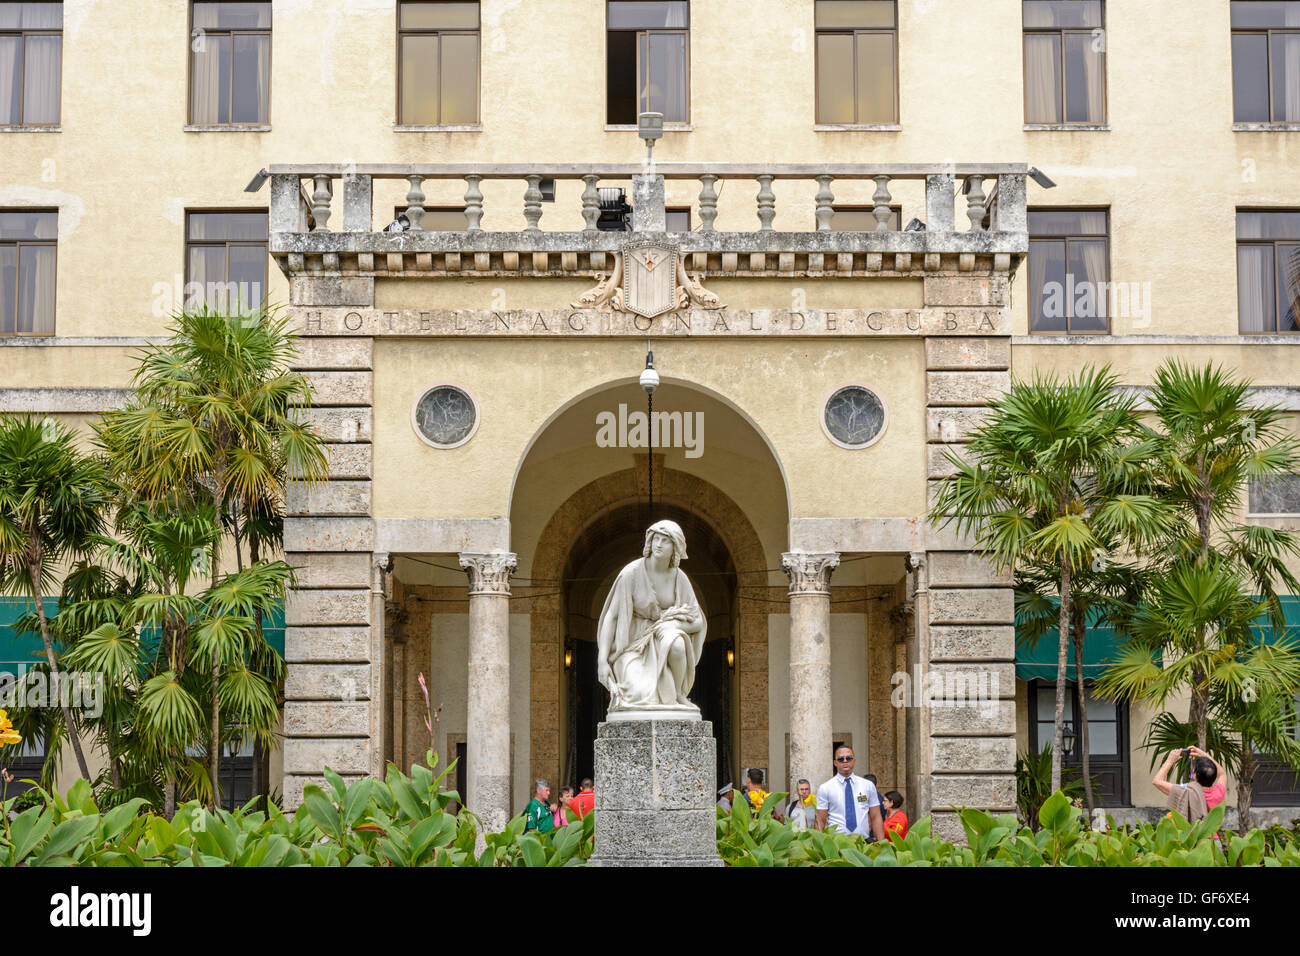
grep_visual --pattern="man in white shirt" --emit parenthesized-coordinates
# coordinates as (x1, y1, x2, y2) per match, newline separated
(815, 745, 885, 841)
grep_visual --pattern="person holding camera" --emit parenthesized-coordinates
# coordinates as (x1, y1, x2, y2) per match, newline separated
(1152, 746, 1226, 824)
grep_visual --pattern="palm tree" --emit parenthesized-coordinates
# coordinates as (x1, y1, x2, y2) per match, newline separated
(930, 366, 1168, 792)
(0, 416, 111, 781)
(96, 307, 327, 806)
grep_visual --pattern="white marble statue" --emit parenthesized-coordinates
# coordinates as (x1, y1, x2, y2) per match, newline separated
(596, 519, 706, 718)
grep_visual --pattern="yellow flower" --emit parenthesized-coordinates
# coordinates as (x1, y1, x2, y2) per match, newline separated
(0, 709, 21, 748)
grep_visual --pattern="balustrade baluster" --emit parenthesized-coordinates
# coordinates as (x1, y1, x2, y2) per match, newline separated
(405, 174, 426, 231)
(872, 175, 893, 232)
(815, 175, 835, 231)
(464, 174, 484, 231)
(581, 174, 601, 232)
(965, 175, 986, 231)
(698, 174, 718, 232)
(310, 175, 333, 231)
(523, 174, 544, 232)
(756, 175, 775, 232)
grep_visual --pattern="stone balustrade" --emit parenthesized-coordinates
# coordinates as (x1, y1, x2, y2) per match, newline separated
(265, 163, 1028, 278)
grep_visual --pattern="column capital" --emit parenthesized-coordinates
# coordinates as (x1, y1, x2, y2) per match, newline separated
(906, 551, 928, 598)
(781, 552, 839, 596)
(459, 551, 518, 595)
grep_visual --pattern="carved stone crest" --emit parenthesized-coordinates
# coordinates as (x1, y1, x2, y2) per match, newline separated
(571, 238, 723, 313)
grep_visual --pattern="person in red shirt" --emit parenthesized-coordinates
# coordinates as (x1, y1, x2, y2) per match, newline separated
(1187, 746, 1226, 810)
(882, 790, 909, 840)
(569, 778, 595, 820)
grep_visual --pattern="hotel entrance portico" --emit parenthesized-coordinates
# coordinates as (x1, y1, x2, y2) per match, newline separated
(277, 161, 1024, 839)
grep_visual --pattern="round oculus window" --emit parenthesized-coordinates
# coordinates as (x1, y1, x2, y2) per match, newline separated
(413, 385, 478, 448)
(822, 385, 887, 449)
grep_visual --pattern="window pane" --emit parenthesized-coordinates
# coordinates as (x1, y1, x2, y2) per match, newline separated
(1023, 0, 1102, 29)
(21, 34, 59, 124)
(1063, 33, 1103, 122)
(1084, 690, 1116, 720)
(192, 2, 271, 30)
(815, 0, 894, 29)
(1028, 209, 1107, 236)
(666, 208, 690, 232)
(1024, 33, 1063, 123)
(231, 32, 268, 124)
(1030, 239, 1068, 331)
(401, 34, 440, 124)
(640, 31, 687, 122)
(0, 244, 14, 332)
(191, 32, 230, 124)
(226, 243, 266, 313)
(830, 207, 899, 230)
(1036, 686, 1058, 721)
(1067, 238, 1109, 330)
(0, 36, 19, 124)
(1238, 243, 1276, 332)
(1087, 721, 1118, 755)
(1231, 1, 1300, 28)
(423, 207, 468, 230)
(0, 2, 62, 29)
(1277, 242, 1300, 331)
(17, 243, 54, 333)
(439, 32, 478, 124)
(1237, 209, 1300, 239)
(855, 30, 895, 123)
(399, 1, 479, 30)
(608, 1, 688, 29)
(188, 245, 226, 309)
(607, 28, 637, 123)
(1233, 33, 1272, 122)
(1271, 32, 1300, 121)
(816, 33, 854, 124)
(1250, 474, 1300, 513)
(0, 209, 56, 239)
(186, 211, 266, 242)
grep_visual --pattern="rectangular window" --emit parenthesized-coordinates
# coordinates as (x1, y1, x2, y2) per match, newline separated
(607, 1, 689, 125)
(1028, 208, 1110, 333)
(828, 204, 901, 231)
(397, 1, 479, 125)
(189, 2, 271, 125)
(1034, 684, 1121, 757)
(1232, 1, 1300, 122)
(1023, 1, 1105, 124)
(1237, 210, 1300, 332)
(666, 206, 691, 232)
(0, 209, 56, 335)
(814, 0, 897, 125)
(0, 2, 61, 125)
(185, 210, 268, 314)
(1249, 474, 1300, 514)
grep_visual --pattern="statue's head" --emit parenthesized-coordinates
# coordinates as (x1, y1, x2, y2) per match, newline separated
(642, 519, 688, 568)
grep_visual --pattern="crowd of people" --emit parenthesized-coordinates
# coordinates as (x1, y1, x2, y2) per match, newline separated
(522, 745, 911, 842)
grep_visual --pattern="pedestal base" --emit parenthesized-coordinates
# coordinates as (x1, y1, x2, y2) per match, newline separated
(588, 719, 723, 867)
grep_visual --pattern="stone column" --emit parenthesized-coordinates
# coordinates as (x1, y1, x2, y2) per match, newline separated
(459, 550, 517, 835)
(782, 551, 839, 793)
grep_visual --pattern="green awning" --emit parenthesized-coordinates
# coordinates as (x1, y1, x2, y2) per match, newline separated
(1248, 595, 1300, 648)
(1015, 622, 1127, 681)
(0, 595, 285, 670)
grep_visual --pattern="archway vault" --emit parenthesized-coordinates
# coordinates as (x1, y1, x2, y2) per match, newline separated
(527, 462, 773, 792)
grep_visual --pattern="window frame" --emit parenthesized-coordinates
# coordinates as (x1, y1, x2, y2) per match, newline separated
(1236, 209, 1300, 334)
(1231, 9, 1300, 123)
(813, 0, 899, 127)
(186, 2, 273, 127)
(1028, 678, 1131, 806)
(183, 208, 269, 315)
(0, 207, 57, 337)
(1021, 1, 1107, 126)
(395, 1, 482, 127)
(0, 4, 63, 127)
(665, 205, 691, 232)
(1027, 206, 1112, 335)
(825, 203, 902, 232)
(605, 1, 691, 127)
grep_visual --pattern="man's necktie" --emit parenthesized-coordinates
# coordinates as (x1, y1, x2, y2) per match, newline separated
(843, 777, 857, 833)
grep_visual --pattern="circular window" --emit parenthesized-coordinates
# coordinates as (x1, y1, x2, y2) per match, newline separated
(412, 385, 479, 448)
(822, 385, 888, 449)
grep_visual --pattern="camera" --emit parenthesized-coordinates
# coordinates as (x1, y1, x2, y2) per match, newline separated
(1180, 748, 1191, 758)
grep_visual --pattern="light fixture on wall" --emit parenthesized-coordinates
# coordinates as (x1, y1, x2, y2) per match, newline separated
(640, 348, 659, 518)
(727, 644, 735, 669)
(1062, 721, 1076, 755)
(564, 648, 573, 669)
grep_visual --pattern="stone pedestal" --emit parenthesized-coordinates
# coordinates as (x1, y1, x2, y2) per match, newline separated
(589, 720, 722, 867)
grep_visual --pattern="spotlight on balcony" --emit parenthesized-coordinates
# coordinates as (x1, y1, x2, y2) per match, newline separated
(597, 188, 631, 232)
(1028, 166, 1057, 189)
(638, 111, 664, 163)
(244, 168, 270, 192)
(904, 217, 926, 232)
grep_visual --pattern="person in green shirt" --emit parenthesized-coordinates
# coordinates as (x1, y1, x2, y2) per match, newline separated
(524, 779, 554, 834)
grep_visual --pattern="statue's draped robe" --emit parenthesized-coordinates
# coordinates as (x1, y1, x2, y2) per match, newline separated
(598, 558, 706, 711)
